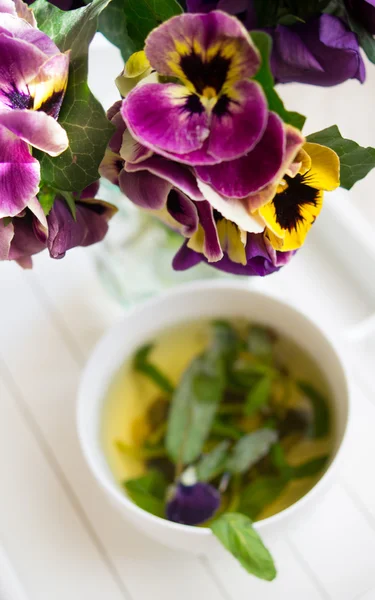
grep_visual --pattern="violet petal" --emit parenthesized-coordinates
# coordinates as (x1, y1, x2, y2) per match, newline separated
(166, 482, 221, 526)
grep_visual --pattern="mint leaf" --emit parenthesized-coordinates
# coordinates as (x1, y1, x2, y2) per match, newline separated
(247, 325, 275, 361)
(98, 0, 136, 61)
(307, 125, 375, 190)
(124, 471, 167, 518)
(123, 0, 183, 52)
(210, 513, 277, 581)
(251, 31, 306, 130)
(292, 455, 329, 478)
(245, 376, 272, 417)
(134, 344, 174, 395)
(297, 381, 330, 438)
(32, 0, 115, 192)
(226, 429, 278, 474)
(238, 476, 286, 520)
(196, 441, 230, 482)
(166, 344, 226, 464)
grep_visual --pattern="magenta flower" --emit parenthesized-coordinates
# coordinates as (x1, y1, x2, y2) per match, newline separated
(0, 183, 117, 268)
(0, 0, 69, 219)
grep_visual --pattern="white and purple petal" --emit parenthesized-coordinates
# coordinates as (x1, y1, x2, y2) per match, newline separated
(0, 109, 69, 155)
(0, 125, 40, 218)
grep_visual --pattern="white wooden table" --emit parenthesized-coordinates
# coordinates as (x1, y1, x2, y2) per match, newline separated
(1, 34, 375, 600)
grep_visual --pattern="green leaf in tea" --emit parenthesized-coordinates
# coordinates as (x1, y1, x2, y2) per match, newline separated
(124, 470, 167, 518)
(251, 32, 306, 130)
(210, 513, 277, 581)
(238, 477, 286, 520)
(226, 429, 278, 474)
(245, 376, 272, 417)
(292, 455, 329, 479)
(32, 0, 115, 192)
(307, 125, 375, 190)
(134, 344, 174, 395)
(247, 325, 275, 362)
(212, 417, 243, 441)
(166, 348, 225, 465)
(270, 443, 294, 481)
(196, 441, 231, 482)
(297, 381, 330, 438)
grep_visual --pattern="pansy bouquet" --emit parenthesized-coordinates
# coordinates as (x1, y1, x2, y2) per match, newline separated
(1, 0, 375, 273)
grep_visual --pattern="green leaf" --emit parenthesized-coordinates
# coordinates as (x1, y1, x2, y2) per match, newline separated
(307, 125, 375, 190)
(134, 344, 174, 395)
(247, 325, 275, 361)
(226, 429, 278, 474)
(297, 381, 330, 438)
(292, 455, 329, 479)
(253, 0, 281, 27)
(210, 513, 277, 581)
(238, 477, 286, 520)
(124, 470, 167, 518)
(211, 417, 243, 441)
(59, 190, 77, 219)
(251, 32, 306, 130)
(32, 0, 115, 192)
(166, 347, 225, 464)
(122, 0, 183, 52)
(196, 441, 231, 482)
(37, 186, 56, 216)
(245, 376, 272, 417)
(98, 0, 136, 61)
(270, 442, 294, 481)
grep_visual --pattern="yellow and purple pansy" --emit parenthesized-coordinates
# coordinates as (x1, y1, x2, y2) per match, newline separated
(0, 0, 69, 219)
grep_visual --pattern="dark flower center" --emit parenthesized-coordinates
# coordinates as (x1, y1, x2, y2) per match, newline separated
(5, 84, 33, 110)
(37, 90, 66, 119)
(273, 173, 319, 232)
(180, 50, 231, 96)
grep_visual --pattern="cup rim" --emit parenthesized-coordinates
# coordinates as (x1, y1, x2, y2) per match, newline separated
(77, 280, 350, 536)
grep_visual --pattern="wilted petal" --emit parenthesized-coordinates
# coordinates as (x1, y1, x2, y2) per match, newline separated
(120, 127, 153, 164)
(0, 109, 69, 155)
(0, 218, 14, 259)
(125, 155, 203, 201)
(8, 210, 46, 264)
(166, 189, 198, 237)
(99, 149, 123, 185)
(47, 197, 117, 259)
(13, 0, 37, 26)
(119, 168, 172, 209)
(196, 112, 285, 198)
(166, 481, 220, 525)
(197, 180, 265, 234)
(122, 83, 210, 157)
(187, 200, 223, 262)
(0, 125, 40, 217)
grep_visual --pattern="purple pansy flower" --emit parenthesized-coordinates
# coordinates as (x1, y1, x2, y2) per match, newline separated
(1, 183, 117, 268)
(186, 0, 256, 28)
(346, 0, 375, 35)
(166, 468, 221, 526)
(0, 0, 69, 219)
(269, 14, 365, 87)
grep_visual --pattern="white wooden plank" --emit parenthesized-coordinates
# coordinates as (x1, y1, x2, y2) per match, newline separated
(0, 262, 227, 600)
(289, 483, 375, 600)
(0, 378, 127, 600)
(203, 539, 324, 600)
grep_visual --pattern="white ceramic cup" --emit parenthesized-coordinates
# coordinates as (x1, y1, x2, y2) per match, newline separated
(77, 281, 349, 554)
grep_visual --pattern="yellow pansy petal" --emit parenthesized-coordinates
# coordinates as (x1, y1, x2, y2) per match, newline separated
(187, 224, 205, 254)
(124, 51, 151, 78)
(258, 201, 285, 240)
(267, 191, 324, 252)
(295, 147, 311, 175)
(303, 142, 340, 191)
(217, 219, 247, 265)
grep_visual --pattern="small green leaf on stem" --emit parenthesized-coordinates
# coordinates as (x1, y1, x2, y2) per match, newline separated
(226, 429, 278, 474)
(124, 470, 167, 518)
(134, 344, 174, 395)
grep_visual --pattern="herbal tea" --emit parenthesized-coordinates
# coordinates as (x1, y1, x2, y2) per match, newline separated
(102, 319, 333, 580)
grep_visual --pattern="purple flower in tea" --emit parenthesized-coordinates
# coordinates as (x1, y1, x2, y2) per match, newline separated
(0, 0, 69, 219)
(166, 468, 221, 526)
(269, 14, 365, 87)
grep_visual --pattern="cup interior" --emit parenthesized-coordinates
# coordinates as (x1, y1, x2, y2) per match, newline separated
(78, 282, 349, 535)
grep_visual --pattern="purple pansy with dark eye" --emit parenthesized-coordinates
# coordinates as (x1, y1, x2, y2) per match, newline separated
(166, 468, 221, 526)
(269, 14, 365, 87)
(0, 0, 69, 219)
